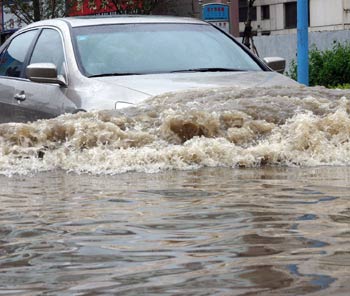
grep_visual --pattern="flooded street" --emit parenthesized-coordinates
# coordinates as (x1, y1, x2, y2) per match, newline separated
(0, 167, 349, 295)
(0, 86, 350, 294)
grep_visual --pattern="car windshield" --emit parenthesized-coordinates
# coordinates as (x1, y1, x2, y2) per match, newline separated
(72, 23, 262, 77)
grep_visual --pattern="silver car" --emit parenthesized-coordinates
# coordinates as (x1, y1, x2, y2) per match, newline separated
(0, 15, 295, 123)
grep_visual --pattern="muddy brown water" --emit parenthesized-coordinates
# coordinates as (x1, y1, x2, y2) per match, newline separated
(0, 86, 350, 295)
(0, 168, 349, 295)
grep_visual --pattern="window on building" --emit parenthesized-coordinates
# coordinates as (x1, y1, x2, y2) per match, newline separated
(285, 1, 297, 29)
(239, 0, 257, 22)
(261, 5, 270, 20)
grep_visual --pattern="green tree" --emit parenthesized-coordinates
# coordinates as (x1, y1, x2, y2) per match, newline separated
(2, 0, 67, 23)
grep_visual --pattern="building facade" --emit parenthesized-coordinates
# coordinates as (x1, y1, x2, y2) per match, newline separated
(154, 0, 350, 37)
(1, 1, 350, 39)
(153, 0, 240, 36)
(239, 0, 350, 36)
(68, 0, 240, 35)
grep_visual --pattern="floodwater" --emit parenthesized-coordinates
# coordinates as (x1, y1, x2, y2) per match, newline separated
(0, 86, 350, 295)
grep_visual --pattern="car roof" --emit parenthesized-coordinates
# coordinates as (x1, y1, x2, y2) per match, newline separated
(24, 15, 206, 29)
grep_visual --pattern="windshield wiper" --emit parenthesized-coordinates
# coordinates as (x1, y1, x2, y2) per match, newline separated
(89, 68, 246, 77)
(88, 72, 142, 78)
(171, 67, 246, 73)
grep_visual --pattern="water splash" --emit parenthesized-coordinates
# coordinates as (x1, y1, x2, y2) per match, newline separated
(1, 86, 350, 175)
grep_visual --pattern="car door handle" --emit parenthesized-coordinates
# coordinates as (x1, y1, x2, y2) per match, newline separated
(14, 91, 26, 102)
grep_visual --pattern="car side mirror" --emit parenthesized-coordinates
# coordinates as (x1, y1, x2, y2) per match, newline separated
(26, 63, 67, 87)
(263, 57, 286, 74)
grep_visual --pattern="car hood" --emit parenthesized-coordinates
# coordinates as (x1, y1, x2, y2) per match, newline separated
(82, 71, 299, 110)
(93, 71, 298, 98)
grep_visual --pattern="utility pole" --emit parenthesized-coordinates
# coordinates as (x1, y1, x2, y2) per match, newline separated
(297, 0, 309, 85)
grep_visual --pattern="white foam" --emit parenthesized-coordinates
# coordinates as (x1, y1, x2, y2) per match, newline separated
(1, 86, 350, 175)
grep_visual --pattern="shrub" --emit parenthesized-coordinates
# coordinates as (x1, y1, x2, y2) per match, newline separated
(287, 42, 350, 88)
(332, 83, 350, 89)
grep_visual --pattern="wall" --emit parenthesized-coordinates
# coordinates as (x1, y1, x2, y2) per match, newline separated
(310, 0, 343, 27)
(344, 0, 350, 24)
(249, 29, 350, 72)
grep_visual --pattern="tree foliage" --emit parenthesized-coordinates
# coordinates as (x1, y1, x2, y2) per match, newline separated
(101, 0, 160, 14)
(288, 42, 350, 88)
(2, 0, 67, 23)
(2, 0, 161, 25)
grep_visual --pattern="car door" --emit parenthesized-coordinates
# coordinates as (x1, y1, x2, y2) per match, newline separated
(0, 29, 38, 123)
(12, 27, 76, 122)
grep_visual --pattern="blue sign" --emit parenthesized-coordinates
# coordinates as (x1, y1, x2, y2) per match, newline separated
(202, 4, 230, 21)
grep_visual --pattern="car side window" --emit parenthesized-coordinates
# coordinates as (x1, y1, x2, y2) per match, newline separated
(0, 30, 38, 78)
(30, 29, 66, 76)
